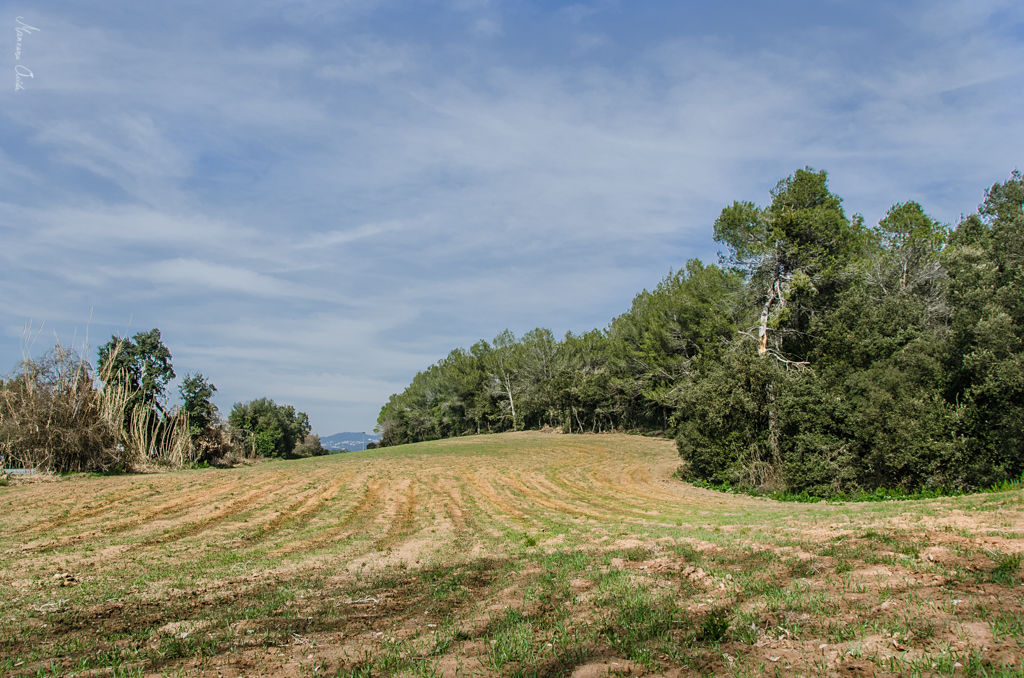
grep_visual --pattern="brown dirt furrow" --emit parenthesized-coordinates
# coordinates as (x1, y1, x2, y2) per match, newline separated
(464, 472, 540, 528)
(138, 474, 291, 546)
(428, 475, 473, 538)
(275, 478, 383, 554)
(502, 474, 600, 520)
(4, 485, 92, 522)
(417, 474, 456, 533)
(248, 472, 353, 541)
(545, 464, 628, 517)
(593, 467, 677, 513)
(625, 464, 671, 499)
(5, 433, 1024, 678)
(536, 470, 620, 521)
(17, 483, 157, 533)
(374, 480, 418, 551)
(582, 466, 670, 514)
(99, 475, 244, 535)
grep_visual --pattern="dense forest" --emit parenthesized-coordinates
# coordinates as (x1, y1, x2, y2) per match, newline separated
(376, 168, 1024, 496)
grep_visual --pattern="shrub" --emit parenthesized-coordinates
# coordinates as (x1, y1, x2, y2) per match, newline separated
(1, 340, 199, 473)
(228, 398, 311, 458)
(0, 344, 129, 473)
(291, 433, 329, 459)
(675, 349, 778, 488)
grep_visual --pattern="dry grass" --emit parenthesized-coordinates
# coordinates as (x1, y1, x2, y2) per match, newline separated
(1, 432, 1023, 677)
(1, 341, 199, 474)
(0, 343, 129, 473)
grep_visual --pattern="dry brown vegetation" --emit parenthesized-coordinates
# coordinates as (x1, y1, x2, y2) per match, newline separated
(0, 343, 225, 475)
(0, 344, 129, 473)
(1, 432, 1023, 677)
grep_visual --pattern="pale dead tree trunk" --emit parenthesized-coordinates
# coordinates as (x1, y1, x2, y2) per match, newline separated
(759, 275, 788, 357)
(758, 284, 775, 357)
(757, 256, 790, 482)
(573, 406, 584, 434)
(501, 373, 516, 431)
(487, 330, 521, 431)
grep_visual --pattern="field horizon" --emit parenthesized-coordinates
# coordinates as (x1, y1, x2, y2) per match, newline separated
(2, 431, 1023, 677)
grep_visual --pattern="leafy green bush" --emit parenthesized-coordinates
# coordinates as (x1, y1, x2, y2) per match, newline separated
(675, 349, 777, 488)
(228, 398, 312, 458)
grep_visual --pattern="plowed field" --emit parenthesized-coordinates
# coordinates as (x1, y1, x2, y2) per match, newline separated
(2, 432, 1024, 677)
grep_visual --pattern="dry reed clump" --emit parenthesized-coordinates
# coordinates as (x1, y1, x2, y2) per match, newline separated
(0, 344, 128, 473)
(190, 425, 258, 467)
(125, 406, 195, 469)
(0, 341, 196, 474)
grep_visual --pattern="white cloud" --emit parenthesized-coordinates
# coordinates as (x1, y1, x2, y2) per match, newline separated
(2, 0, 1022, 433)
(316, 39, 412, 82)
(104, 259, 336, 301)
(571, 33, 609, 56)
(294, 220, 406, 249)
(0, 202, 249, 252)
(559, 2, 618, 24)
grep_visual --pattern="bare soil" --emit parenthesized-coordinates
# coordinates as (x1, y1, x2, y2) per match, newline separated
(1, 432, 1023, 677)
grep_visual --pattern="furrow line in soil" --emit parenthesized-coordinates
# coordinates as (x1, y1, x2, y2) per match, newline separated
(463, 472, 543, 530)
(501, 473, 600, 521)
(373, 480, 419, 552)
(426, 475, 476, 543)
(244, 471, 354, 543)
(137, 473, 293, 547)
(274, 477, 383, 555)
(99, 475, 246, 536)
(543, 464, 633, 518)
(17, 483, 159, 533)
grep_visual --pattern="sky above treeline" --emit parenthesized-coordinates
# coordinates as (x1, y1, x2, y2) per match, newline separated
(2, 1, 1022, 436)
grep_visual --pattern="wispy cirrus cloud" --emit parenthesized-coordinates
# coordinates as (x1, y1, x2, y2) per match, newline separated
(104, 259, 334, 300)
(1, 0, 1021, 433)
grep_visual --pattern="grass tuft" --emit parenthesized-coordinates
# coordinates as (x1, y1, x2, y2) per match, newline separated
(699, 609, 731, 643)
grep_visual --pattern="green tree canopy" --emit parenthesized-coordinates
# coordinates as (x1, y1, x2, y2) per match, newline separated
(608, 260, 742, 416)
(97, 329, 175, 416)
(942, 170, 1024, 484)
(375, 168, 1024, 497)
(179, 372, 218, 437)
(228, 398, 311, 458)
(714, 167, 866, 362)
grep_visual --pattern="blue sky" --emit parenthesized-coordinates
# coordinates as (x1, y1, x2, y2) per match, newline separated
(2, 0, 1022, 435)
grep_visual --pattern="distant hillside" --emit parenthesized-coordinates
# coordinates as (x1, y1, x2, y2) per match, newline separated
(321, 432, 381, 452)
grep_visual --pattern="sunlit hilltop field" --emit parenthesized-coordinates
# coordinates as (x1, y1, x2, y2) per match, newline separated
(2, 432, 1023, 677)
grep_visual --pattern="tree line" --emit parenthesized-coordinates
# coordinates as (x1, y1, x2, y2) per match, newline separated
(1, 328, 327, 473)
(376, 168, 1024, 496)
(99, 329, 331, 464)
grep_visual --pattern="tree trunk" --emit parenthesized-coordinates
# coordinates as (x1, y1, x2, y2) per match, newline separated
(503, 376, 516, 430)
(760, 276, 792, 357)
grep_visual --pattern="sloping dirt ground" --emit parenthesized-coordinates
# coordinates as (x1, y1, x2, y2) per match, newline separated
(1, 432, 1023, 677)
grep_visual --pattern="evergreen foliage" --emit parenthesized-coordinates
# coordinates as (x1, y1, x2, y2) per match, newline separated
(179, 372, 218, 437)
(227, 398, 318, 459)
(378, 167, 1024, 496)
(97, 329, 175, 418)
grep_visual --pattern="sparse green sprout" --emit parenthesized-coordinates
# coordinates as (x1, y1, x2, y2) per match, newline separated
(991, 553, 1023, 584)
(699, 609, 731, 642)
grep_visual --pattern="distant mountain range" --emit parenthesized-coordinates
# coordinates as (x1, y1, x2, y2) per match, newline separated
(320, 432, 382, 452)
